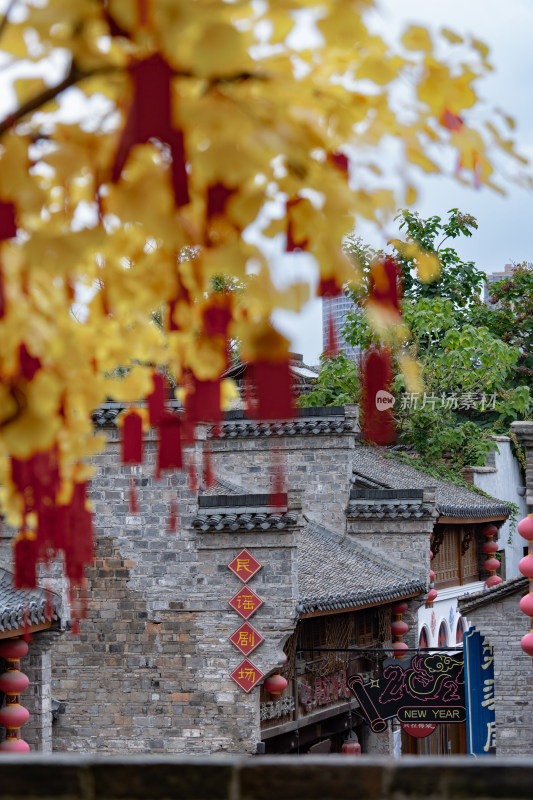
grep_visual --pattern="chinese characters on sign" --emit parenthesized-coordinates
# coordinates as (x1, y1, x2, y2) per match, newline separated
(400, 392, 497, 412)
(464, 627, 496, 755)
(298, 669, 351, 713)
(229, 586, 264, 620)
(227, 548, 267, 694)
(229, 622, 264, 656)
(227, 549, 263, 583)
(230, 659, 264, 693)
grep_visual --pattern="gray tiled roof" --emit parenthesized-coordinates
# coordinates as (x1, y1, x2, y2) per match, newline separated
(458, 576, 528, 614)
(207, 416, 353, 440)
(352, 445, 510, 520)
(297, 521, 426, 614)
(0, 569, 61, 633)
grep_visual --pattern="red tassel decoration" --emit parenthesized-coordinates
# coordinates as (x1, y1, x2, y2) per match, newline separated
(188, 457, 198, 492)
(323, 313, 339, 360)
(369, 257, 401, 314)
(270, 447, 287, 511)
(63, 481, 94, 588)
(167, 497, 178, 532)
(13, 534, 38, 589)
(0, 199, 17, 241)
(121, 410, 143, 464)
(206, 182, 237, 221)
(0, 263, 6, 319)
(129, 474, 139, 513)
(146, 371, 165, 427)
(361, 348, 396, 445)
(186, 376, 221, 425)
(202, 444, 215, 488)
(286, 198, 309, 252)
(18, 343, 41, 381)
(203, 295, 233, 339)
(112, 53, 189, 207)
(138, 0, 151, 27)
(157, 412, 182, 473)
(250, 360, 294, 421)
(328, 151, 349, 174)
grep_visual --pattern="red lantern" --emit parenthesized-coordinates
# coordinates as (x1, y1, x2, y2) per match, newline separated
(521, 632, 533, 657)
(263, 673, 288, 696)
(519, 556, 533, 579)
(0, 704, 30, 728)
(0, 639, 29, 660)
(484, 558, 501, 572)
(518, 515, 533, 541)
(0, 670, 29, 694)
(391, 602, 408, 615)
(481, 524, 498, 538)
(341, 737, 361, 755)
(0, 739, 30, 753)
(391, 621, 408, 636)
(485, 575, 502, 588)
(519, 594, 533, 616)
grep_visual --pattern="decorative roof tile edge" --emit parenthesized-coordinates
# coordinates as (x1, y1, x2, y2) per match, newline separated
(436, 503, 510, 519)
(298, 578, 427, 615)
(192, 511, 298, 532)
(457, 575, 528, 615)
(346, 502, 436, 519)
(207, 418, 354, 439)
(0, 575, 62, 633)
(92, 402, 349, 429)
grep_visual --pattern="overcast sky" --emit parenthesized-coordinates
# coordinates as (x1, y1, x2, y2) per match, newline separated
(277, 0, 533, 364)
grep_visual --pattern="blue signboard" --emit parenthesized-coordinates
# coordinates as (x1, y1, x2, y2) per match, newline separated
(463, 626, 496, 755)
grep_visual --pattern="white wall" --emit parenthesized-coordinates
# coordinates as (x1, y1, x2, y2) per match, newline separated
(472, 436, 528, 580)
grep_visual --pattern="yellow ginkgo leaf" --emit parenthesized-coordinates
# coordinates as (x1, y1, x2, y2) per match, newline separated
(402, 26, 432, 52)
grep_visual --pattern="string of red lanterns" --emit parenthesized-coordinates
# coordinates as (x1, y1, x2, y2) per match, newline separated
(391, 601, 409, 658)
(517, 514, 533, 659)
(481, 524, 502, 588)
(426, 539, 437, 608)
(0, 638, 30, 752)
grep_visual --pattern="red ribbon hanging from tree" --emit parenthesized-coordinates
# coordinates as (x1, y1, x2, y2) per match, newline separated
(361, 347, 396, 445)
(112, 53, 189, 207)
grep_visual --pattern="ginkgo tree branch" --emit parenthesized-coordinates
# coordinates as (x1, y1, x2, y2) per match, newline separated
(0, 60, 118, 138)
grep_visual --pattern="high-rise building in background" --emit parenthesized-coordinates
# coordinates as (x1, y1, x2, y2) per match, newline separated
(322, 294, 360, 361)
(484, 263, 520, 303)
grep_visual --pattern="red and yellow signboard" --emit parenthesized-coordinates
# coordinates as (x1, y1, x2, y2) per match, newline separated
(229, 586, 263, 620)
(230, 659, 264, 693)
(229, 622, 264, 656)
(227, 549, 262, 583)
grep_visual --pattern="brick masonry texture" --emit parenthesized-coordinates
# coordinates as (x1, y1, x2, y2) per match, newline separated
(51, 436, 299, 755)
(208, 429, 356, 533)
(1, 756, 533, 800)
(460, 587, 533, 757)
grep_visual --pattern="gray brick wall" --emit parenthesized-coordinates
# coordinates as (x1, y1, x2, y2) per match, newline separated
(51, 436, 299, 755)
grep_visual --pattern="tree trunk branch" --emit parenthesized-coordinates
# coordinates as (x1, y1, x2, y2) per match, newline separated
(0, 61, 117, 138)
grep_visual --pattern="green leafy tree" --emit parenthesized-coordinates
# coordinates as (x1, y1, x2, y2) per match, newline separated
(299, 352, 359, 408)
(309, 210, 533, 472)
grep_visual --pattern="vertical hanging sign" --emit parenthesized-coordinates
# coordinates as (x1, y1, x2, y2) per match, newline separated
(464, 626, 496, 755)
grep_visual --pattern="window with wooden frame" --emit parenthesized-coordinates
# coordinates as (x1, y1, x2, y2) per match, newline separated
(431, 525, 479, 589)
